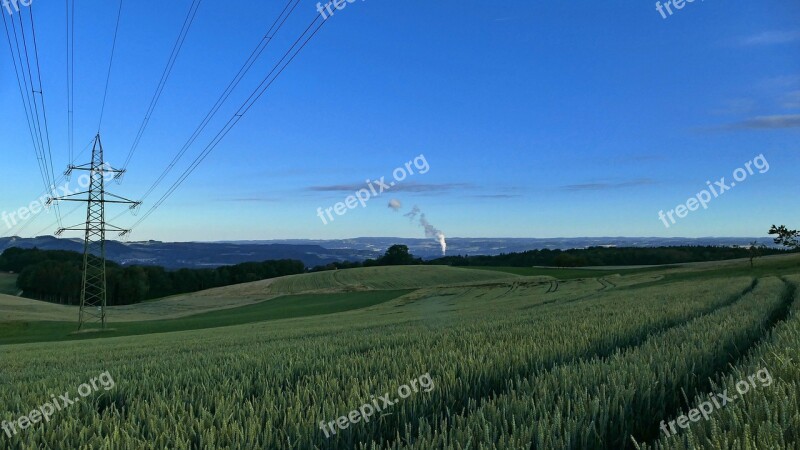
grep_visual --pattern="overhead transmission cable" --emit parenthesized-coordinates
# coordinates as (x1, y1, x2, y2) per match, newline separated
(66, 0, 75, 162)
(2, 13, 49, 194)
(97, 0, 123, 132)
(27, 5, 62, 227)
(1, 9, 62, 229)
(135, 0, 301, 203)
(0, 137, 93, 239)
(128, 13, 327, 232)
(28, 203, 83, 238)
(8, 14, 51, 194)
(120, 0, 203, 172)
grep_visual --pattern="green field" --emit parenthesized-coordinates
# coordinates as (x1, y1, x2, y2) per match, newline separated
(1, 255, 798, 449)
(469, 264, 670, 279)
(0, 272, 18, 295)
(0, 290, 410, 346)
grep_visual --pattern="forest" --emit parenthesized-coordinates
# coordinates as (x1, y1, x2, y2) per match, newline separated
(0, 247, 305, 305)
(427, 245, 792, 268)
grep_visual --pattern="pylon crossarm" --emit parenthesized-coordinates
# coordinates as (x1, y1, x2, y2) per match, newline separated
(67, 163, 91, 171)
(104, 192, 140, 204)
(59, 226, 129, 233)
(103, 224, 129, 232)
(99, 199, 139, 204)
(57, 225, 90, 233)
(69, 163, 124, 174)
(50, 191, 90, 201)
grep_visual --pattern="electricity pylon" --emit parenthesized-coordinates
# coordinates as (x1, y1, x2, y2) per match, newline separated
(48, 134, 141, 330)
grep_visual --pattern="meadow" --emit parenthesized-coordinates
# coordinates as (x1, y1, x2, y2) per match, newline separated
(0, 256, 798, 449)
(0, 272, 18, 296)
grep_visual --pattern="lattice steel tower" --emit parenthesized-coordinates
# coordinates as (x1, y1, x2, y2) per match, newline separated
(49, 134, 140, 330)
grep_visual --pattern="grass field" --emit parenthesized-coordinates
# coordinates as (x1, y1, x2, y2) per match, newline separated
(0, 290, 411, 346)
(0, 265, 509, 323)
(468, 264, 669, 279)
(0, 272, 18, 295)
(1, 254, 798, 449)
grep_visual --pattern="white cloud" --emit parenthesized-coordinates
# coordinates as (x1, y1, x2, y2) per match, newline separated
(740, 31, 800, 46)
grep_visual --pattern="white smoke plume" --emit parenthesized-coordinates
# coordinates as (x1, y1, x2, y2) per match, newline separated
(404, 205, 447, 256)
(388, 199, 402, 211)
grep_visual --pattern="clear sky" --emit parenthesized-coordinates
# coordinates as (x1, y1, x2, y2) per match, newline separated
(1, 0, 798, 242)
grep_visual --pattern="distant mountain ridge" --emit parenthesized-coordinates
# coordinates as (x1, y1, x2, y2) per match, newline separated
(0, 236, 774, 269)
(0, 236, 373, 269)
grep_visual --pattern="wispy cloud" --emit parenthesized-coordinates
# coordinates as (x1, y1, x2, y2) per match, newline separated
(720, 114, 800, 130)
(560, 179, 656, 192)
(712, 98, 756, 115)
(470, 193, 522, 199)
(308, 182, 472, 194)
(782, 91, 800, 109)
(216, 197, 279, 203)
(740, 30, 800, 46)
(605, 154, 666, 164)
(758, 74, 800, 90)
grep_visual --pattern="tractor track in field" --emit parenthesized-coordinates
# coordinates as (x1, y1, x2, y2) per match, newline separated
(628, 277, 797, 449)
(356, 279, 762, 449)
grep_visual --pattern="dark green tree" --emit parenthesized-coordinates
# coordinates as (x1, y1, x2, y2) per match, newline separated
(748, 240, 765, 269)
(769, 225, 799, 250)
(378, 245, 418, 266)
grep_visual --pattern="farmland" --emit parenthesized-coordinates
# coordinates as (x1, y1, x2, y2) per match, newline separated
(0, 255, 798, 449)
(0, 272, 17, 296)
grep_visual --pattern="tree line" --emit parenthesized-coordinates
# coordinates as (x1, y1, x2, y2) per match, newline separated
(310, 244, 423, 272)
(0, 247, 305, 306)
(426, 245, 795, 268)
(311, 228, 800, 272)
(5, 225, 797, 303)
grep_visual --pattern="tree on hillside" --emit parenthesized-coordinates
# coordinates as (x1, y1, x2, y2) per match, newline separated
(748, 240, 766, 269)
(769, 225, 799, 250)
(378, 245, 420, 266)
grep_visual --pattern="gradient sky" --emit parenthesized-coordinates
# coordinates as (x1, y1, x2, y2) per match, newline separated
(1, 0, 798, 242)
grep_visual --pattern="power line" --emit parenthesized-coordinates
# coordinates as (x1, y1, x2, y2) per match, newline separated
(7, 14, 50, 189)
(28, 204, 83, 238)
(5, 204, 45, 238)
(2, 9, 62, 229)
(19, 12, 54, 191)
(28, 5, 62, 227)
(2, 13, 50, 195)
(66, 0, 75, 163)
(136, 0, 301, 203)
(120, 0, 203, 172)
(15, 201, 84, 239)
(129, 13, 327, 232)
(97, 0, 123, 132)
(0, 137, 94, 239)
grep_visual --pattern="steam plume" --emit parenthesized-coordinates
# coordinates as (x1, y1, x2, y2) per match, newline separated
(388, 199, 402, 211)
(404, 206, 447, 255)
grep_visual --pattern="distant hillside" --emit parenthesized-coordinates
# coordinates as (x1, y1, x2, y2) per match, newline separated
(0, 247, 305, 306)
(428, 245, 795, 268)
(225, 237, 780, 259)
(0, 236, 780, 269)
(0, 236, 374, 269)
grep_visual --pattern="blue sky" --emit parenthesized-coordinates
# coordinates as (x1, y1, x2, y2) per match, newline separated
(1, 0, 798, 242)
